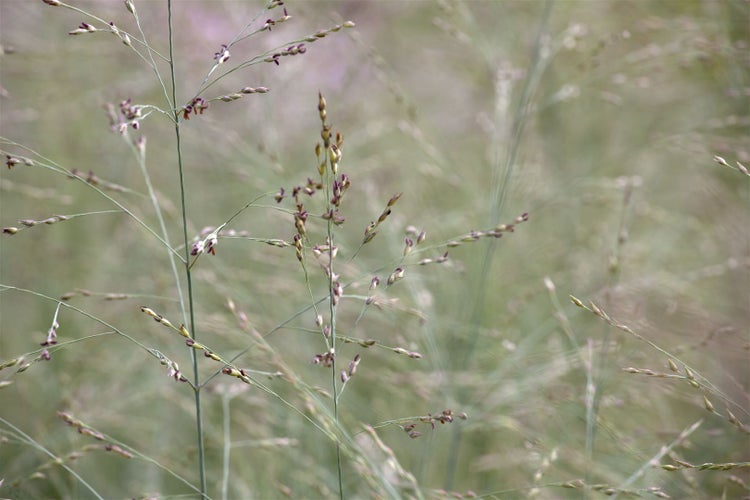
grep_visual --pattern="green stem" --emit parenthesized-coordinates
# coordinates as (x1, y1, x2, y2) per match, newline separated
(445, 1, 553, 491)
(326, 170, 344, 500)
(167, 1, 206, 497)
(221, 393, 232, 500)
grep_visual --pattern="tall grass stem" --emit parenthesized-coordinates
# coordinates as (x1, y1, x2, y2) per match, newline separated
(167, 1, 206, 496)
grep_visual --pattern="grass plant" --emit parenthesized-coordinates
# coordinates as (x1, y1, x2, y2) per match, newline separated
(1, 1, 748, 499)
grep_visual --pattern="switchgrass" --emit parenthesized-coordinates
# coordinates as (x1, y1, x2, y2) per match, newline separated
(1, 1, 749, 499)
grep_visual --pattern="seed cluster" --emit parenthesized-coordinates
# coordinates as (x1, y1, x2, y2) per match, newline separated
(57, 411, 133, 459)
(401, 409, 468, 439)
(140, 306, 264, 386)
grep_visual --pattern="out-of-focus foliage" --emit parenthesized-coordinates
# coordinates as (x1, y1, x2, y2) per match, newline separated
(1, 1, 747, 498)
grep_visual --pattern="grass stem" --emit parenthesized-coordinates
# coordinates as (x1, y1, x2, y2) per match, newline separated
(167, 1, 206, 497)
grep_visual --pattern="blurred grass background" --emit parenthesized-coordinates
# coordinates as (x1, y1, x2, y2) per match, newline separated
(1, 0, 748, 498)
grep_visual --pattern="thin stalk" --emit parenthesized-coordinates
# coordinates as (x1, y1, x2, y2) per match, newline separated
(331, 241, 344, 500)
(127, 135, 189, 333)
(221, 393, 232, 500)
(445, 1, 553, 491)
(0, 138, 185, 263)
(167, 1, 206, 497)
(0, 417, 104, 500)
(326, 166, 344, 500)
(582, 179, 637, 494)
(462, 0, 552, 369)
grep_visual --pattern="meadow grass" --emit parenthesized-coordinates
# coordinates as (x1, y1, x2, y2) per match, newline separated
(1, 1, 748, 499)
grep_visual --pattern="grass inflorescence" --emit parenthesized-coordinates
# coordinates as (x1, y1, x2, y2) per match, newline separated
(1, 1, 748, 499)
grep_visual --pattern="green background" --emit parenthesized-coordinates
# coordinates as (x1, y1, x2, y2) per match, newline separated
(1, 1, 748, 498)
